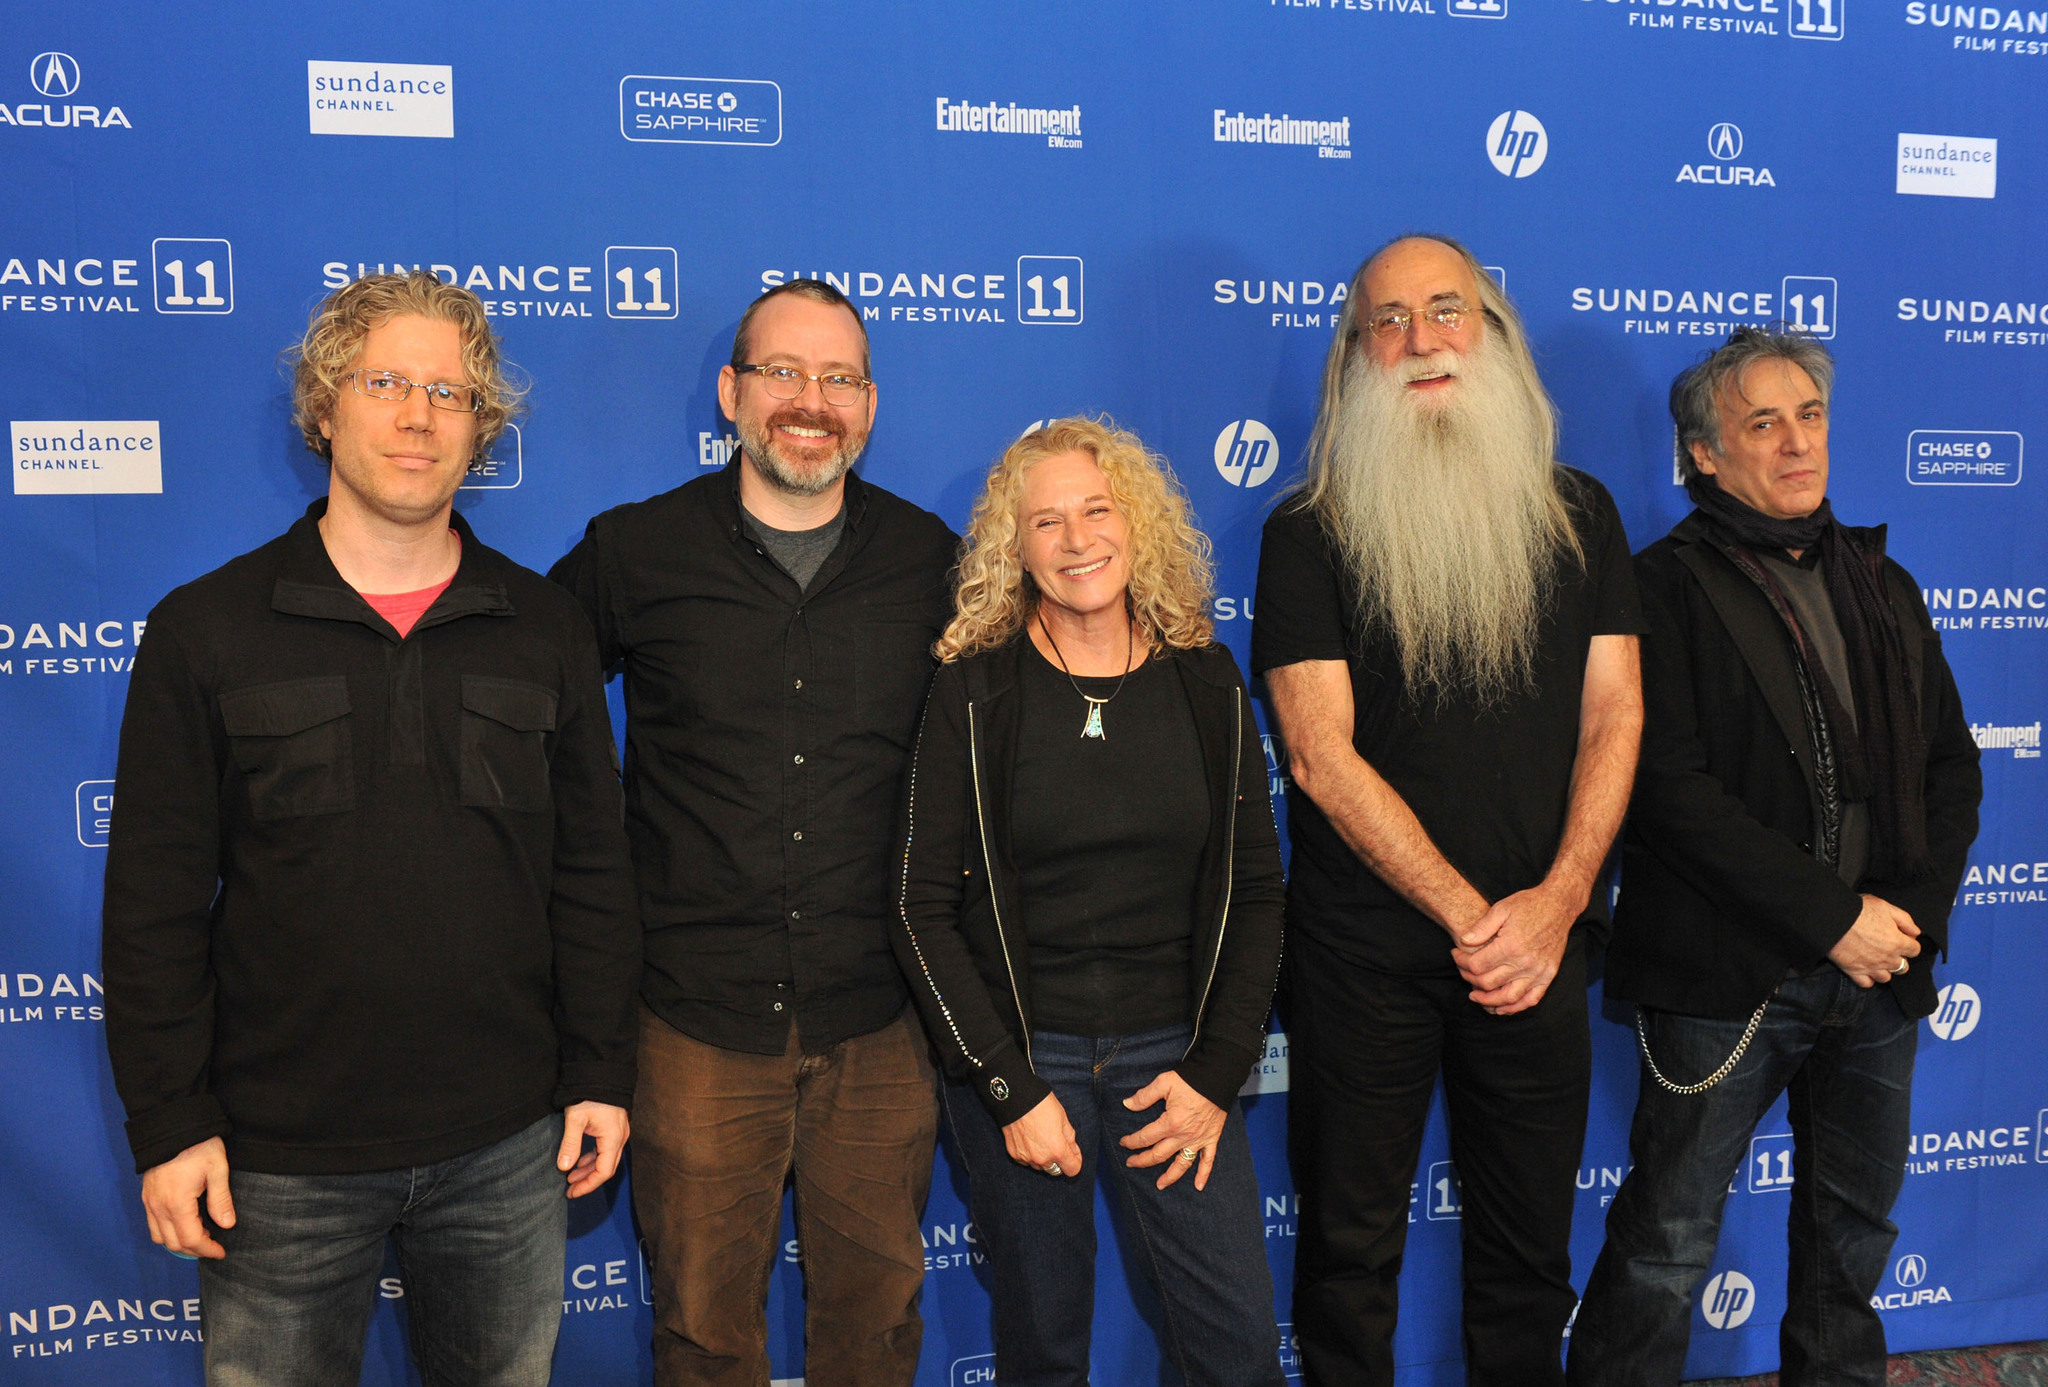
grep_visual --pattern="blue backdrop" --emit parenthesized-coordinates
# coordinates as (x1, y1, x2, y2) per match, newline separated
(3, 3, 2043, 1383)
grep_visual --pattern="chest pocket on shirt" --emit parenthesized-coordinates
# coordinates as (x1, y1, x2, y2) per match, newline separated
(855, 606, 939, 745)
(460, 675, 557, 812)
(219, 676, 356, 821)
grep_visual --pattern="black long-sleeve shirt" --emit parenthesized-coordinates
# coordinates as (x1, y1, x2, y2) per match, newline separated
(549, 463, 958, 1055)
(102, 502, 641, 1175)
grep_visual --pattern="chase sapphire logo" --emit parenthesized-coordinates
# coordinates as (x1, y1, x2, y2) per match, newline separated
(620, 75, 781, 146)
(30, 52, 80, 99)
(1907, 429, 2022, 486)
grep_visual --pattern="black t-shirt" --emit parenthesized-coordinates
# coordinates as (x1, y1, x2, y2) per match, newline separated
(1010, 641, 1209, 1035)
(1251, 467, 1647, 975)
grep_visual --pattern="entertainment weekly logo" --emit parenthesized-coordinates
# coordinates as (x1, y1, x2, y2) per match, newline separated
(934, 96, 1081, 148)
(1213, 108, 1352, 158)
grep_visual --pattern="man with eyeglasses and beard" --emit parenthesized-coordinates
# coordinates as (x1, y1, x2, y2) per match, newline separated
(551, 278, 957, 1387)
(1253, 235, 1646, 1386)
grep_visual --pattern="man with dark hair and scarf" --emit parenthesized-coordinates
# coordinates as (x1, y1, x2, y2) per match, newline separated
(1569, 326, 1982, 1387)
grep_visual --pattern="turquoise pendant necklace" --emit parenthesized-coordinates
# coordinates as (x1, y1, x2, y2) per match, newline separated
(1038, 613, 1134, 741)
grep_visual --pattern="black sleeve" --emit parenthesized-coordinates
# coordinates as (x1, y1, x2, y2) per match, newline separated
(1628, 558, 1864, 962)
(1177, 656, 1286, 1112)
(101, 610, 233, 1173)
(893, 663, 1052, 1126)
(547, 519, 626, 668)
(544, 604, 643, 1111)
(1574, 472, 1652, 638)
(1869, 578, 1981, 953)
(1252, 504, 1351, 675)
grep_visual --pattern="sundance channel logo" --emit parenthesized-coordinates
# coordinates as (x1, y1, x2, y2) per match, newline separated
(307, 61, 452, 139)
(12, 420, 161, 495)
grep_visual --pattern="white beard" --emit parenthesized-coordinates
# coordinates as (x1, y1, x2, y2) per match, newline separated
(739, 407, 868, 497)
(1315, 332, 1576, 703)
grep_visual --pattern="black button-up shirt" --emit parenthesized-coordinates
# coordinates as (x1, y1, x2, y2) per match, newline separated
(550, 464, 957, 1054)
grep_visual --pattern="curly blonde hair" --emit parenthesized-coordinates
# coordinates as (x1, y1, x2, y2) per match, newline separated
(286, 271, 524, 463)
(935, 416, 1216, 662)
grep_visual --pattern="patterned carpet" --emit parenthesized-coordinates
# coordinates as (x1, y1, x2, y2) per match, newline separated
(1688, 1340, 2048, 1385)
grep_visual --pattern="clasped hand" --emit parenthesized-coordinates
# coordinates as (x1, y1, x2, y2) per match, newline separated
(1450, 881, 1578, 1016)
(1003, 1070, 1227, 1192)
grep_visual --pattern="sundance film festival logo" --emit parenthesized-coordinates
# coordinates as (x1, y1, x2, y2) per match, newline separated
(1572, 274, 1833, 338)
(1896, 292, 2048, 346)
(935, 97, 1082, 148)
(1908, 429, 2021, 485)
(1, 52, 130, 130)
(0, 254, 142, 314)
(1579, 0, 1838, 38)
(1902, 1, 2048, 54)
(1957, 855, 2047, 906)
(621, 76, 781, 145)
(756, 259, 1081, 327)
(1486, 111, 1546, 177)
(307, 61, 452, 138)
(1677, 122, 1776, 187)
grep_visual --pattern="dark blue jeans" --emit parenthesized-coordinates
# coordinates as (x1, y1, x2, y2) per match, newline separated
(943, 1024, 1285, 1387)
(198, 1113, 568, 1387)
(1569, 969, 1917, 1387)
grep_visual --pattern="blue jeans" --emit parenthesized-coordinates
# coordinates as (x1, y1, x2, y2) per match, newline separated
(198, 1114, 568, 1387)
(943, 1024, 1285, 1387)
(1568, 969, 1917, 1387)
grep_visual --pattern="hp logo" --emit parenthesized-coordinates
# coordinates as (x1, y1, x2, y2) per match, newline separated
(1214, 420, 1279, 488)
(1708, 122, 1743, 160)
(30, 52, 81, 99)
(1928, 982, 1981, 1041)
(1895, 1254, 1927, 1288)
(1700, 1270, 1756, 1330)
(1486, 110, 1547, 178)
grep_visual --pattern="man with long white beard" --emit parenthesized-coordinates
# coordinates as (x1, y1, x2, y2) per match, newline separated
(1253, 236, 1646, 1386)
(551, 279, 957, 1386)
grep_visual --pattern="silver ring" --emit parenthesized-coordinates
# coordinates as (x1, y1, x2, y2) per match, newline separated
(1892, 959, 1909, 975)
(1044, 1161, 1063, 1177)
(1178, 1147, 1199, 1163)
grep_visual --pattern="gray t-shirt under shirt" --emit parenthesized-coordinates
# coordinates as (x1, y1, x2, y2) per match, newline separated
(1759, 549, 1870, 887)
(744, 505, 845, 592)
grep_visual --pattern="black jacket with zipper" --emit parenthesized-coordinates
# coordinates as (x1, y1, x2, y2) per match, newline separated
(894, 635, 1285, 1125)
(102, 501, 641, 1175)
(1608, 510, 1981, 1021)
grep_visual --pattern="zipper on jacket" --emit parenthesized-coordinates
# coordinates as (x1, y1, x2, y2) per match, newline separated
(1185, 687, 1242, 1060)
(968, 701, 1033, 1068)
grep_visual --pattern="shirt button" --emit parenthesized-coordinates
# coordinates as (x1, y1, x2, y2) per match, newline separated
(794, 678, 803, 690)
(774, 1002, 784, 1012)
(792, 830, 804, 841)
(793, 754, 805, 765)
(791, 911, 801, 920)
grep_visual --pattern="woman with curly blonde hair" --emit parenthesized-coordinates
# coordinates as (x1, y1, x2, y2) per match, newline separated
(895, 417, 1287, 1384)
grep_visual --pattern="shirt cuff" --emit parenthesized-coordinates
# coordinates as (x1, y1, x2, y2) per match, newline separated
(125, 1094, 231, 1175)
(1178, 1037, 1260, 1114)
(973, 1036, 1053, 1126)
(554, 1060, 637, 1112)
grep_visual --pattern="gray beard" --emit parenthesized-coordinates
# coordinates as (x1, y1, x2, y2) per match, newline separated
(1316, 335, 1574, 703)
(738, 410, 867, 497)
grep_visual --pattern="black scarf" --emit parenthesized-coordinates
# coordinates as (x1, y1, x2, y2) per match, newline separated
(1686, 476, 1931, 879)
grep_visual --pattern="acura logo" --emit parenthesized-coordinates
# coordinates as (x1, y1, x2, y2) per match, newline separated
(1895, 1254, 1927, 1288)
(1708, 122, 1744, 161)
(29, 51, 81, 99)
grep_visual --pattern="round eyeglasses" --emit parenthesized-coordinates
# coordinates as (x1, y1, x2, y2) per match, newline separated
(1364, 303, 1473, 340)
(348, 370, 480, 413)
(734, 364, 872, 408)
